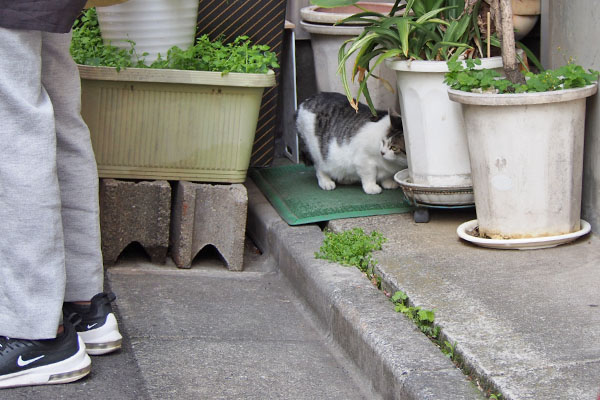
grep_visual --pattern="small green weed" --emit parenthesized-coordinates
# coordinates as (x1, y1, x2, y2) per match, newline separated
(442, 340, 457, 359)
(391, 290, 440, 339)
(149, 35, 279, 74)
(316, 230, 501, 399)
(70, 8, 140, 70)
(444, 58, 598, 93)
(315, 227, 386, 272)
(71, 8, 279, 74)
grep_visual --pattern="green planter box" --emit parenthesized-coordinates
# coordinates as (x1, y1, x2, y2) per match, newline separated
(79, 65, 276, 183)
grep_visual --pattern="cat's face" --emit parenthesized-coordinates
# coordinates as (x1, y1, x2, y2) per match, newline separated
(380, 113, 405, 162)
(380, 133, 406, 161)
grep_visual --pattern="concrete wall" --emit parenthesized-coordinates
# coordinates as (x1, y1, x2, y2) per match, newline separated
(542, 0, 600, 232)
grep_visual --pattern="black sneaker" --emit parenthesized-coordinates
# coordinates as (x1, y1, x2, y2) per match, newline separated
(63, 292, 123, 356)
(0, 320, 91, 389)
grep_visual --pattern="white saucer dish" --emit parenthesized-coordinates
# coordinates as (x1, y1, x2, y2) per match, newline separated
(394, 169, 474, 206)
(456, 219, 591, 250)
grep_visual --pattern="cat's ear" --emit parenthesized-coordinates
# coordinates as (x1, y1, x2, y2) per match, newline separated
(387, 108, 403, 130)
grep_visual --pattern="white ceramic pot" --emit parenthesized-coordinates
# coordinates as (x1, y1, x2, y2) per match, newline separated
(300, 3, 399, 111)
(448, 84, 598, 239)
(385, 56, 505, 188)
(96, 0, 199, 64)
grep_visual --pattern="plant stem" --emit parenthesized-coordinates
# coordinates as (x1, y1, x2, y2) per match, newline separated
(498, 0, 526, 84)
(353, 4, 370, 13)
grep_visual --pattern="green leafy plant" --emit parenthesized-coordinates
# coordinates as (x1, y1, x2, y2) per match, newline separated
(444, 58, 599, 93)
(311, 0, 492, 113)
(316, 229, 501, 398)
(71, 8, 142, 70)
(391, 290, 440, 339)
(315, 228, 386, 273)
(149, 35, 279, 74)
(442, 340, 457, 359)
(71, 8, 279, 74)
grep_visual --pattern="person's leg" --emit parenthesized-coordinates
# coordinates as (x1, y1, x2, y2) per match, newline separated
(40, 31, 103, 301)
(42, 31, 122, 355)
(0, 28, 65, 340)
(0, 27, 91, 389)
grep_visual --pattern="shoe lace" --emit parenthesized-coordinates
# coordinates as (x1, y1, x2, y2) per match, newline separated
(0, 336, 30, 354)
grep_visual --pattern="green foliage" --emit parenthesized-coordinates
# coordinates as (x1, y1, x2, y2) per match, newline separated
(70, 8, 142, 70)
(442, 340, 456, 359)
(311, 0, 490, 114)
(317, 228, 499, 398)
(148, 35, 279, 73)
(390, 290, 440, 339)
(71, 8, 279, 74)
(444, 58, 599, 93)
(315, 228, 386, 273)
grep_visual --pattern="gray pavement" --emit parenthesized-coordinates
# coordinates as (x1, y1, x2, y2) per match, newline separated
(328, 208, 600, 400)
(3, 235, 378, 399)
(3, 176, 599, 399)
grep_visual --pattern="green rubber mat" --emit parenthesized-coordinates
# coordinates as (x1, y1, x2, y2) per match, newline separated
(249, 164, 414, 225)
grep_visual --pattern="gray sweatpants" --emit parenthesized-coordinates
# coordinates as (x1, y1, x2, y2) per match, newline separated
(0, 28, 103, 339)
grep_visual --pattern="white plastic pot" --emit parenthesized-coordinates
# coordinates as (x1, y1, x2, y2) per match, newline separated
(96, 0, 199, 64)
(300, 3, 399, 110)
(448, 84, 598, 239)
(385, 56, 505, 188)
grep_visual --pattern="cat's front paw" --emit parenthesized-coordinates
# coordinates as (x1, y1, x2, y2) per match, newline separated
(318, 180, 336, 191)
(317, 171, 336, 191)
(362, 183, 382, 195)
(381, 178, 399, 190)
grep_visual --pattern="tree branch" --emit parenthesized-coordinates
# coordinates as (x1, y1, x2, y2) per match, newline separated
(498, 0, 525, 85)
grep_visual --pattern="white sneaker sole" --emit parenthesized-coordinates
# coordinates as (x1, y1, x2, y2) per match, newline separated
(78, 313, 123, 355)
(0, 336, 91, 388)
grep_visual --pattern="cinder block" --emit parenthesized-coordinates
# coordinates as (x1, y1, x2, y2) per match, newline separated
(171, 181, 248, 271)
(100, 179, 171, 264)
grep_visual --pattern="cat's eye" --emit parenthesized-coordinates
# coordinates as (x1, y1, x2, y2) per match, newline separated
(390, 146, 398, 151)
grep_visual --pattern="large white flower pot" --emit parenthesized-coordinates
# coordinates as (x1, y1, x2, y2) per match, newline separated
(300, 3, 399, 110)
(385, 56, 505, 188)
(96, 0, 199, 64)
(448, 84, 598, 239)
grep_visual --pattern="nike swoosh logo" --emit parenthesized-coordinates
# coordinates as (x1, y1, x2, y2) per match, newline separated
(87, 323, 98, 329)
(17, 355, 45, 367)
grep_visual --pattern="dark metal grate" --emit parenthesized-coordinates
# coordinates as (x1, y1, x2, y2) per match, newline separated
(196, 0, 287, 167)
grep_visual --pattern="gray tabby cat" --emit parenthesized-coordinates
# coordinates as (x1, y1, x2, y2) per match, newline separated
(296, 92, 407, 195)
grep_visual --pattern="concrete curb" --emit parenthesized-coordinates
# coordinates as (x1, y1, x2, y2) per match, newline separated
(246, 180, 484, 400)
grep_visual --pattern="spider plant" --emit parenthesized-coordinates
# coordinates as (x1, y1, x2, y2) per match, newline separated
(311, 0, 488, 114)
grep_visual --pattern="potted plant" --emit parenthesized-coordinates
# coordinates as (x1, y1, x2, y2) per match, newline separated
(91, 0, 200, 64)
(310, 0, 527, 207)
(445, 0, 598, 248)
(300, 2, 400, 110)
(71, 8, 279, 183)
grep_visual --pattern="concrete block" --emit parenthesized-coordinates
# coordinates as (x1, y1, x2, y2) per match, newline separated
(99, 179, 171, 264)
(171, 181, 248, 271)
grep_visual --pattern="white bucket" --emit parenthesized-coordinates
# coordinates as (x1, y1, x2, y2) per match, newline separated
(385, 56, 505, 188)
(96, 0, 199, 64)
(448, 84, 598, 239)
